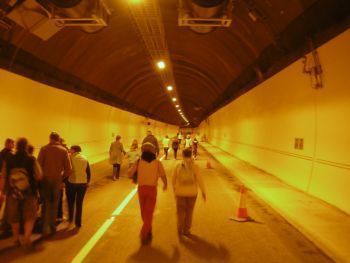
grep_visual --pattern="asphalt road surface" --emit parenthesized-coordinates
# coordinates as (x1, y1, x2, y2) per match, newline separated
(0, 148, 332, 263)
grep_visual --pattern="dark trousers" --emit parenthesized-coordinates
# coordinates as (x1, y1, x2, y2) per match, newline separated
(66, 183, 87, 227)
(176, 196, 197, 234)
(113, 163, 121, 179)
(164, 147, 169, 159)
(57, 189, 63, 219)
(41, 180, 61, 234)
(173, 148, 178, 159)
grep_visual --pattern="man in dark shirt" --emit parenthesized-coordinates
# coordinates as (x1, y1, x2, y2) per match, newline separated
(38, 132, 72, 236)
(0, 138, 14, 237)
(142, 131, 159, 156)
(0, 138, 14, 171)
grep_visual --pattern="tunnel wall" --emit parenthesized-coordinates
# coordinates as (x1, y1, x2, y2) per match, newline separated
(199, 29, 350, 214)
(0, 69, 179, 164)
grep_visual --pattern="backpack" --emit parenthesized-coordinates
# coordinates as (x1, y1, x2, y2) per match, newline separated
(9, 167, 30, 199)
(177, 164, 195, 186)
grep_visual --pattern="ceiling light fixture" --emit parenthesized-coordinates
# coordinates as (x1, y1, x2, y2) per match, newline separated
(172, 97, 177, 102)
(167, 85, 173, 91)
(157, 60, 165, 69)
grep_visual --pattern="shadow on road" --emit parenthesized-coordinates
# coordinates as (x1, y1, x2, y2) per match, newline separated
(127, 245, 180, 262)
(180, 234, 231, 262)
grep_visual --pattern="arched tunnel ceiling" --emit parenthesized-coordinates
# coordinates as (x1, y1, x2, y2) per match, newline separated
(0, 0, 349, 127)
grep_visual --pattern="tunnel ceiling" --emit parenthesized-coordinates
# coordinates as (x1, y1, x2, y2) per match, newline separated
(0, 0, 349, 127)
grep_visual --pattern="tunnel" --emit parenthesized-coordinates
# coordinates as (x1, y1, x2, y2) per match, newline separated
(0, 0, 349, 262)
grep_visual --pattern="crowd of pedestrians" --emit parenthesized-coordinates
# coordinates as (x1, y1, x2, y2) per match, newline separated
(0, 130, 204, 249)
(0, 132, 90, 249)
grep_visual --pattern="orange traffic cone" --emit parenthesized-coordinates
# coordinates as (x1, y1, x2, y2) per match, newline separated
(206, 160, 213, 169)
(230, 185, 251, 222)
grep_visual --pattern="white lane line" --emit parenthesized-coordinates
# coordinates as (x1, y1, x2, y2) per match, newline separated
(71, 154, 166, 263)
(71, 187, 138, 263)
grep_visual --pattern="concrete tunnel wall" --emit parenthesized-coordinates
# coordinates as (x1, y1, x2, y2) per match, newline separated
(0, 69, 179, 167)
(199, 29, 350, 214)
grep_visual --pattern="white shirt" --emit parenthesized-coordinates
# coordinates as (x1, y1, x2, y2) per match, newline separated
(184, 138, 192, 148)
(162, 138, 170, 148)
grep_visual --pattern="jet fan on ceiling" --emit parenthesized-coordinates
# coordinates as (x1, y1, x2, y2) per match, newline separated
(1, 0, 111, 40)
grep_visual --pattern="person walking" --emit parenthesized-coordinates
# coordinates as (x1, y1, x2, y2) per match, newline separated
(184, 134, 192, 149)
(0, 138, 43, 248)
(38, 132, 72, 236)
(142, 131, 159, 156)
(126, 139, 140, 168)
(172, 148, 206, 236)
(66, 145, 90, 228)
(172, 136, 180, 160)
(162, 135, 170, 160)
(128, 142, 167, 245)
(109, 135, 125, 180)
(177, 132, 183, 149)
(192, 137, 199, 159)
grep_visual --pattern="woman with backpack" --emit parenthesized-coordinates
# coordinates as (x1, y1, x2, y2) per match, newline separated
(0, 138, 42, 248)
(172, 148, 206, 236)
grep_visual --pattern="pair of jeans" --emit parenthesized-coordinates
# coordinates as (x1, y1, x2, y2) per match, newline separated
(173, 148, 178, 159)
(66, 183, 87, 227)
(113, 163, 121, 179)
(40, 180, 61, 234)
(176, 196, 197, 234)
(163, 147, 169, 159)
(138, 185, 157, 240)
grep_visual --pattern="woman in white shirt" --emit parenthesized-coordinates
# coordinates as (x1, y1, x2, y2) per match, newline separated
(172, 148, 206, 236)
(162, 135, 170, 160)
(67, 145, 91, 228)
(126, 139, 140, 168)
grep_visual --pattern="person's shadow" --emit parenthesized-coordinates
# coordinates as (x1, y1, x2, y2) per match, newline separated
(127, 245, 180, 263)
(180, 234, 231, 262)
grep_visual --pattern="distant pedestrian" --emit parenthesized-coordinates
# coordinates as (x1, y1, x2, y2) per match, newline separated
(142, 131, 159, 156)
(184, 135, 192, 149)
(177, 133, 183, 149)
(66, 145, 90, 228)
(126, 139, 140, 168)
(109, 135, 126, 180)
(162, 135, 170, 160)
(38, 132, 72, 236)
(192, 137, 199, 159)
(172, 136, 180, 160)
(172, 148, 206, 236)
(128, 142, 167, 245)
(0, 138, 43, 248)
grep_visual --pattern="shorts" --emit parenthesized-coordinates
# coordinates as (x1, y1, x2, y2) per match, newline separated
(6, 195, 38, 224)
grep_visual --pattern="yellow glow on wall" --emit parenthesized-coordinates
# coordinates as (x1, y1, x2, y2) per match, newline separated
(0, 69, 178, 163)
(199, 29, 350, 214)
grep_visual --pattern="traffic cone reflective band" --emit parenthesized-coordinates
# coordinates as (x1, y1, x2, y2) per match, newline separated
(231, 185, 250, 222)
(206, 160, 212, 169)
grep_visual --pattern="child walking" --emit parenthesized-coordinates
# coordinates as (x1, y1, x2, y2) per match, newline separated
(172, 148, 206, 236)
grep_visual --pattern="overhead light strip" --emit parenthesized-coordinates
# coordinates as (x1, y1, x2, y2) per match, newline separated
(127, 0, 189, 125)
